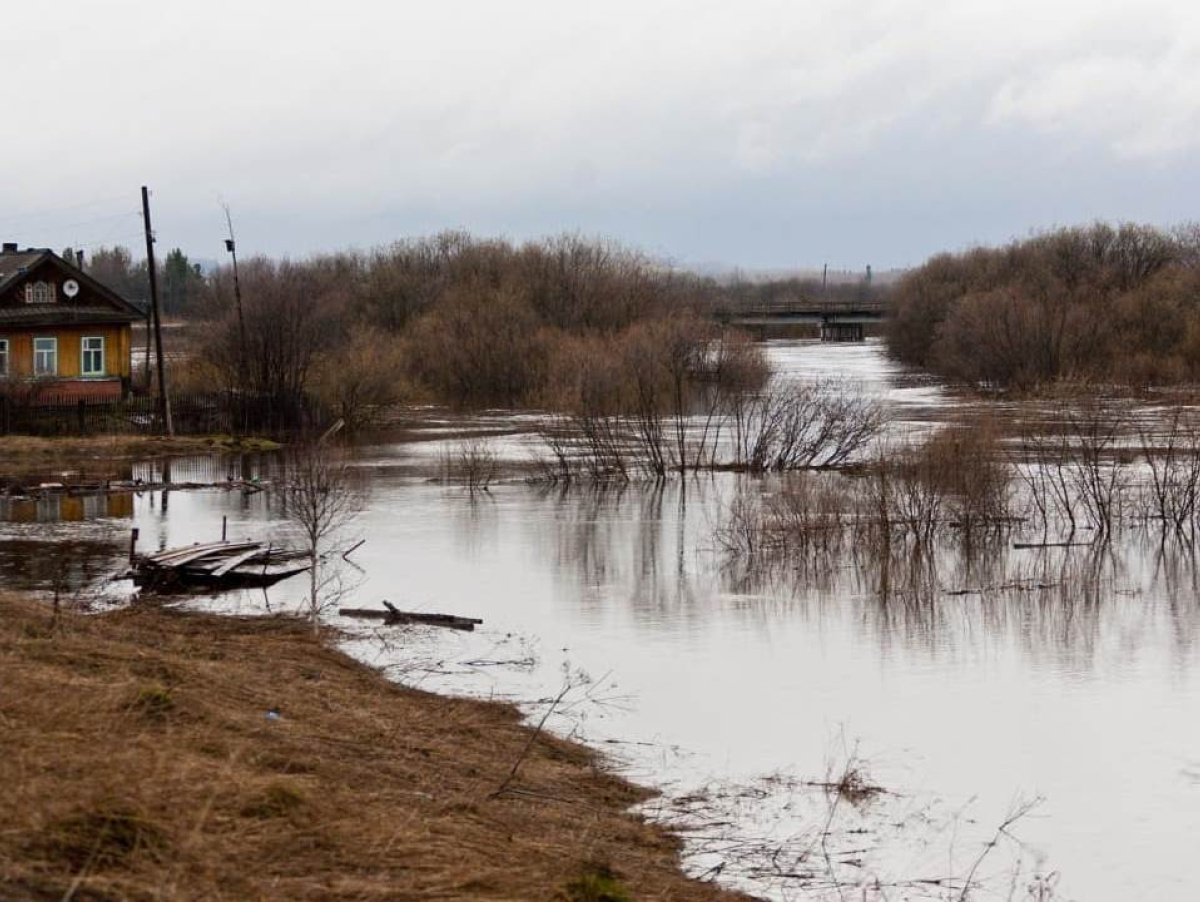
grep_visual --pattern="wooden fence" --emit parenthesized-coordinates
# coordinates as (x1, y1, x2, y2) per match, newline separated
(0, 392, 326, 438)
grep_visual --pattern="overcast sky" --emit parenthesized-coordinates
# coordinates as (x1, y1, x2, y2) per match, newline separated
(1, 0, 1198, 271)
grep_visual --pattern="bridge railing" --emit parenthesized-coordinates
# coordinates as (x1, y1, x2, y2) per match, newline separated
(710, 296, 889, 317)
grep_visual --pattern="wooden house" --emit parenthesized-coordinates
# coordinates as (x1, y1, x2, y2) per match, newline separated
(0, 243, 142, 400)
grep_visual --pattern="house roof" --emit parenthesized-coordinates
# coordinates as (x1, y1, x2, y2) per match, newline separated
(0, 247, 144, 323)
(0, 250, 51, 293)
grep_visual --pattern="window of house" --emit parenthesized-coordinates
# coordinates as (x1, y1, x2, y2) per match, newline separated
(0, 339, 8, 376)
(82, 336, 105, 376)
(24, 282, 54, 304)
(33, 337, 57, 376)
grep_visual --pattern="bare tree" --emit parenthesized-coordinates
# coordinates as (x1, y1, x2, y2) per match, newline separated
(280, 442, 363, 629)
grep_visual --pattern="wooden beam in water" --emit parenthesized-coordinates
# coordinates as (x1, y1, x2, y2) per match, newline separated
(338, 605, 483, 631)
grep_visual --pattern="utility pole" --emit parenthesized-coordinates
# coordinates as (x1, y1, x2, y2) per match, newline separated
(222, 203, 248, 381)
(822, 263, 828, 294)
(141, 186, 173, 436)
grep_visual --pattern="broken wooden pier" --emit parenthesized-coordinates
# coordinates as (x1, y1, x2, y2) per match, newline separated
(129, 541, 309, 592)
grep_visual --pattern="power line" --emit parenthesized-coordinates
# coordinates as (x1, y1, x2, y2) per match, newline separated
(0, 194, 134, 227)
(0, 210, 141, 237)
(50, 210, 142, 232)
(66, 228, 148, 252)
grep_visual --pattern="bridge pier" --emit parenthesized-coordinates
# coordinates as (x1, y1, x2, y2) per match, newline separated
(820, 321, 864, 342)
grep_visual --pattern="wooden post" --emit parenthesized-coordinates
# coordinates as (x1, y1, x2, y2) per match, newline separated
(222, 516, 227, 542)
(142, 186, 173, 436)
(129, 527, 139, 563)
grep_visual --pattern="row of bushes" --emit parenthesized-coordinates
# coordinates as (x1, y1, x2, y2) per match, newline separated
(720, 397, 1200, 568)
(886, 222, 1200, 389)
(164, 233, 775, 428)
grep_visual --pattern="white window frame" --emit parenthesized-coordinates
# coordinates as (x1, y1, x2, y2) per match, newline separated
(33, 336, 58, 376)
(81, 335, 105, 377)
(25, 282, 55, 304)
(0, 338, 8, 377)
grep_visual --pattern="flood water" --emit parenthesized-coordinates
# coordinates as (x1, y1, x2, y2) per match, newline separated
(4, 339, 1199, 900)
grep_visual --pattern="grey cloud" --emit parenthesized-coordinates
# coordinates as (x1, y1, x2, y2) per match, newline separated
(1, 0, 1197, 269)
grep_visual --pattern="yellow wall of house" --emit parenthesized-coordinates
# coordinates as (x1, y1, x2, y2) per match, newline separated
(0, 325, 130, 379)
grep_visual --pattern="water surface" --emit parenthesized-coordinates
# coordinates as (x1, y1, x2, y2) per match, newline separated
(4, 339, 1198, 900)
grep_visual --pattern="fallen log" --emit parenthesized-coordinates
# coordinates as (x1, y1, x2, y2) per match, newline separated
(1012, 540, 1094, 550)
(338, 602, 483, 631)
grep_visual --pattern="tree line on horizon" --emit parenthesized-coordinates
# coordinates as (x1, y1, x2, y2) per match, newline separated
(885, 221, 1200, 389)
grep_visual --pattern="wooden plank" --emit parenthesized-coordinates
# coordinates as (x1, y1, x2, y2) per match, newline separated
(146, 541, 235, 564)
(155, 541, 260, 563)
(210, 547, 270, 577)
(149, 542, 260, 568)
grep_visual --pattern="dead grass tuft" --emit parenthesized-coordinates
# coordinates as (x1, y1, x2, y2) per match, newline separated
(40, 805, 169, 872)
(127, 684, 176, 722)
(238, 783, 308, 821)
(562, 862, 632, 901)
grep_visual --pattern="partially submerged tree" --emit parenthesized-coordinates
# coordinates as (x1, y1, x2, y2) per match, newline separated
(280, 442, 363, 629)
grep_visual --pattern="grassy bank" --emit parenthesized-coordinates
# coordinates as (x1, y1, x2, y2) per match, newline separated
(0, 435, 280, 478)
(0, 595, 743, 901)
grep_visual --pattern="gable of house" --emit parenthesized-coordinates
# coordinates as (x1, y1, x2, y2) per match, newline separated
(0, 247, 144, 328)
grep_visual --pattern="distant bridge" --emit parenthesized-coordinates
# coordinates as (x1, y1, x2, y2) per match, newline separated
(712, 299, 888, 342)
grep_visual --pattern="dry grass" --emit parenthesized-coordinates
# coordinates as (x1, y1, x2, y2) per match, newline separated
(0, 594, 744, 901)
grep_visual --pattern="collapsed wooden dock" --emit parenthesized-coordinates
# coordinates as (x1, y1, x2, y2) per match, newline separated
(129, 541, 309, 592)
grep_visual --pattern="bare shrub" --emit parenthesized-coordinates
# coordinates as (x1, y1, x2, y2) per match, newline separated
(279, 442, 363, 629)
(871, 439, 945, 542)
(1016, 415, 1080, 535)
(354, 231, 471, 330)
(727, 378, 884, 472)
(693, 330, 772, 469)
(542, 334, 633, 481)
(531, 416, 580, 485)
(441, 438, 499, 491)
(1016, 392, 1133, 537)
(203, 257, 348, 422)
(1064, 397, 1130, 536)
(918, 419, 1012, 536)
(724, 419, 1010, 566)
(1138, 404, 1200, 533)
(311, 327, 412, 434)
(536, 319, 768, 480)
(716, 474, 857, 560)
(405, 283, 551, 408)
